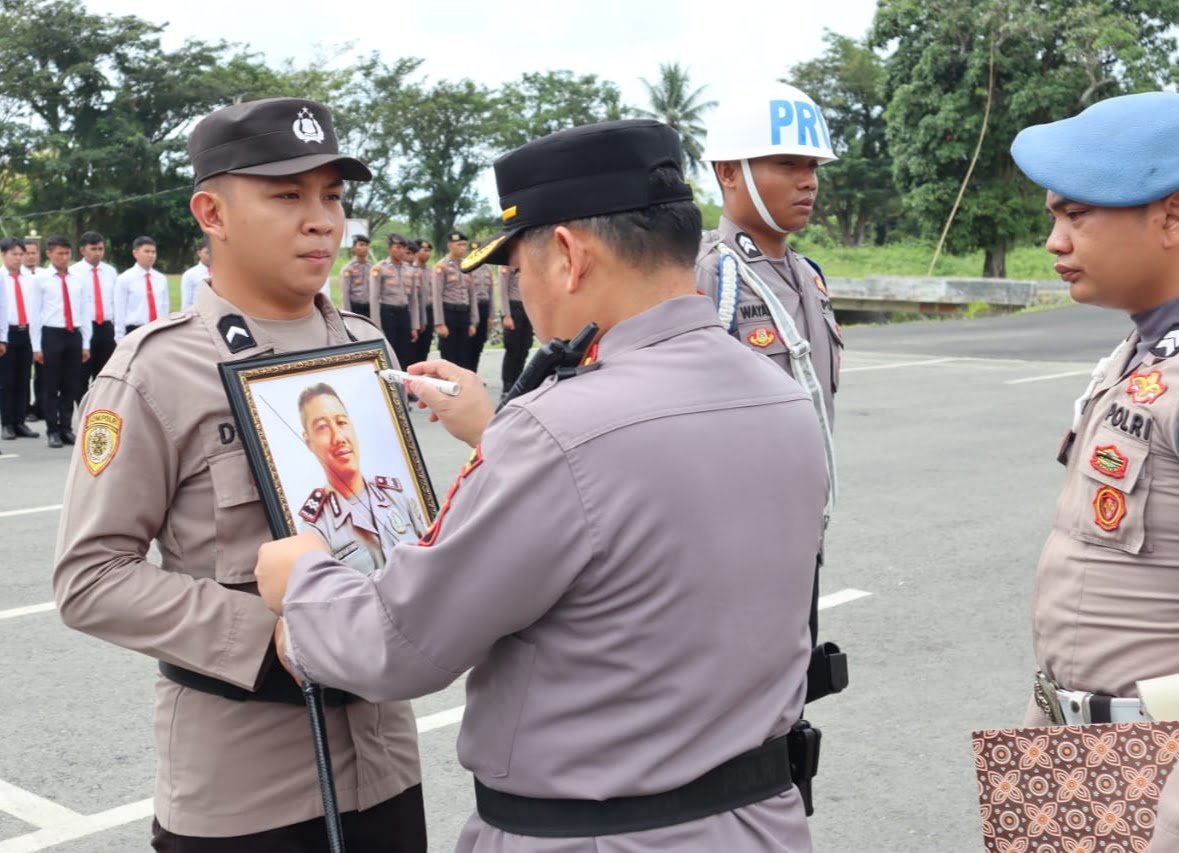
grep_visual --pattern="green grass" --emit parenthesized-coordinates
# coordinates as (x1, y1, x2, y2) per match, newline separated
(787, 238, 1057, 280)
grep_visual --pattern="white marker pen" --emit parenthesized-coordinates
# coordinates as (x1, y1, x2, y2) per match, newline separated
(378, 369, 461, 397)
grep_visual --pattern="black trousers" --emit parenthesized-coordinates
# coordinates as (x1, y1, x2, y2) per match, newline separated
(151, 783, 427, 853)
(465, 300, 491, 372)
(501, 300, 534, 390)
(0, 326, 33, 426)
(438, 303, 470, 366)
(380, 304, 414, 369)
(83, 321, 115, 396)
(349, 300, 370, 320)
(414, 305, 433, 363)
(40, 326, 83, 435)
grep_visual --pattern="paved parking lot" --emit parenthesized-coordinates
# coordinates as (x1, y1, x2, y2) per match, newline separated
(0, 304, 1131, 851)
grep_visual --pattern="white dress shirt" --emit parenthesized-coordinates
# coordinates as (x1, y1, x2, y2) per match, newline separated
(0, 271, 7, 343)
(30, 267, 93, 351)
(180, 262, 210, 310)
(115, 265, 169, 340)
(70, 259, 117, 326)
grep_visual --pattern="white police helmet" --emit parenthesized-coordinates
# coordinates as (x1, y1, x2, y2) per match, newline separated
(702, 83, 838, 164)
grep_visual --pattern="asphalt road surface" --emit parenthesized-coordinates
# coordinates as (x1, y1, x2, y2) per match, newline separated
(0, 302, 1133, 851)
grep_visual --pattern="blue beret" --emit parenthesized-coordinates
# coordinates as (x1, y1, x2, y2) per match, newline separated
(1011, 92, 1179, 206)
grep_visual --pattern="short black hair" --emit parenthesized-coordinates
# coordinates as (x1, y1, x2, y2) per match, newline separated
(132, 236, 156, 250)
(0, 237, 23, 253)
(352, 234, 370, 246)
(521, 166, 701, 271)
(297, 382, 346, 428)
(79, 231, 104, 247)
(45, 234, 71, 251)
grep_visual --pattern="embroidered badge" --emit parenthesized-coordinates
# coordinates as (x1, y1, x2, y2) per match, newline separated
(748, 327, 777, 348)
(1151, 325, 1179, 359)
(735, 232, 762, 258)
(814, 274, 829, 296)
(419, 445, 484, 547)
(1089, 445, 1129, 479)
(82, 409, 122, 476)
(300, 488, 327, 522)
(1093, 485, 1128, 532)
(291, 107, 325, 144)
(1127, 370, 1167, 405)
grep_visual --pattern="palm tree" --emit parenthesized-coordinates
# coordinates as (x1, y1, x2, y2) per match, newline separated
(638, 63, 716, 175)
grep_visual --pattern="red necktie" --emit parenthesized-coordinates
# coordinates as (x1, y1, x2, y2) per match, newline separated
(60, 273, 74, 331)
(12, 272, 27, 325)
(91, 266, 104, 324)
(145, 271, 157, 322)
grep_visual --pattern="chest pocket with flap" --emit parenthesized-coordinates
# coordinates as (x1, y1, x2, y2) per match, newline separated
(207, 449, 268, 585)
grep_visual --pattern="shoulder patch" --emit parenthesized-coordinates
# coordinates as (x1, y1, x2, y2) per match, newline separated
(375, 475, 403, 493)
(735, 232, 762, 259)
(300, 488, 328, 522)
(217, 315, 256, 353)
(82, 409, 122, 476)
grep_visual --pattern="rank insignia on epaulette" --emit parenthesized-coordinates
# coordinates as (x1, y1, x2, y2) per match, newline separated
(375, 475, 403, 493)
(300, 488, 327, 522)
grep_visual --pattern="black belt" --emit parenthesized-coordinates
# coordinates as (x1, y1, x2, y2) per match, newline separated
(475, 733, 803, 838)
(159, 660, 358, 706)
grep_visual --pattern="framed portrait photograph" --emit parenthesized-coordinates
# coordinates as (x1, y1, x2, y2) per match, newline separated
(220, 340, 437, 576)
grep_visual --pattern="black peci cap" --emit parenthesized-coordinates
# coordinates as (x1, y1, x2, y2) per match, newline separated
(462, 119, 692, 272)
(448, 231, 468, 243)
(387, 233, 407, 246)
(352, 234, 370, 246)
(188, 98, 372, 185)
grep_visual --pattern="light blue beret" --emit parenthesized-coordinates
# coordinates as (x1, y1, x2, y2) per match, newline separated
(1010, 92, 1179, 206)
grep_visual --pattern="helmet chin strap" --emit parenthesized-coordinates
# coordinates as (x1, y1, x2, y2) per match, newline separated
(740, 158, 789, 234)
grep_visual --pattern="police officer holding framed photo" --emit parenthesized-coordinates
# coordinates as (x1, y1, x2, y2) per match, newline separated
(53, 97, 426, 853)
(255, 118, 828, 852)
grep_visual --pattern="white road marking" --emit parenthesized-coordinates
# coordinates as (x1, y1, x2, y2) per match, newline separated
(0, 505, 61, 519)
(0, 797, 153, 853)
(0, 602, 55, 622)
(818, 588, 872, 610)
(0, 587, 874, 850)
(0, 454, 19, 460)
(417, 704, 465, 734)
(0, 779, 81, 830)
(841, 357, 959, 373)
(1005, 370, 1089, 385)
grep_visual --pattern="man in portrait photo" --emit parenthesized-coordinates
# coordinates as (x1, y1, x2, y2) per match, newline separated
(295, 381, 427, 575)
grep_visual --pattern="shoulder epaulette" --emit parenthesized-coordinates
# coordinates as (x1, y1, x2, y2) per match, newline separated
(374, 475, 403, 493)
(300, 487, 328, 522)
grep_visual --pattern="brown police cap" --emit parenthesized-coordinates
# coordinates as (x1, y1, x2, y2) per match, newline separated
(188, 98, 372, 185)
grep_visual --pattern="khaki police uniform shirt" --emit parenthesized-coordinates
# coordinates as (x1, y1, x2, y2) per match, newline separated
(371, 259, 419, 327)
(339, 258, 373, 317)
(696, 216, 842, 425)
(297, 475, 428, 576)
(469, 265, 493, 307)
(282, 295, 826, 852)
(1020, 310, 1179, 849)
(432, 256, 477, 325)
(53, 282, 421, 837)
(412, 262, 431, 329)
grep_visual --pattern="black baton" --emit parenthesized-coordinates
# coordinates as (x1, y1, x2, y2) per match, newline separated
(303, 681, 346, 853)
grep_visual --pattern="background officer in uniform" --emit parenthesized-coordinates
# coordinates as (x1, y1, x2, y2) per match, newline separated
(296, 381, 427, 576)
(255, 119, 827, 852)
(497, 263, 532, 390)
(53, 97, 426, 853)
(339, 233, 374, 321)
(412, 238, 434, 362)
(372, 233, 419, 367)
(1010, 92, 1179, 851)
(432, 230, 477, 368)
(465, 240, 494, 372)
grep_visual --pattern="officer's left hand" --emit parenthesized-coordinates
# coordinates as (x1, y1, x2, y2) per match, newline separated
(82, 349, 90, 363)
(255, 533, 329, 614)
(468, 324, 476, 337)
(0, 343, 6, 357)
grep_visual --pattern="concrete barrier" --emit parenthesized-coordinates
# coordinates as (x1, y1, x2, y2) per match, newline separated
(827, 277, 1066, 314)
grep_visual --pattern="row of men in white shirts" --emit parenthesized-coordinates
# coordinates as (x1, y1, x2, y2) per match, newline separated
(0, 232, 211, 447)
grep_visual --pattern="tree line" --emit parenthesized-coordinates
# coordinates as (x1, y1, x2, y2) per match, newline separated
(1, 0, 1177, 276)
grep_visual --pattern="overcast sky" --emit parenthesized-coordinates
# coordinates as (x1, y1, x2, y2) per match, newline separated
(85, 0, 880, 207)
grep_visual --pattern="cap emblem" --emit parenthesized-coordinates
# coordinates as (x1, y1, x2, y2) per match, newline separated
(292, 107, 325, 144)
